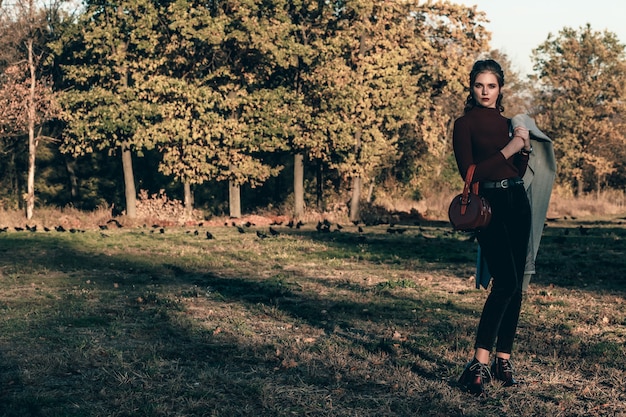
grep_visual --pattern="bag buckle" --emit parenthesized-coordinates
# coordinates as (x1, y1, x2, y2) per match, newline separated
(499, 179, 509, 189)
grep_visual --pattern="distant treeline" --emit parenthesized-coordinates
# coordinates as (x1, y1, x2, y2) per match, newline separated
(0, 2, 624, 219)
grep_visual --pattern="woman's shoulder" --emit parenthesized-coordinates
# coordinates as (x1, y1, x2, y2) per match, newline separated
(454, 111, 473, 127)
(457, 107, 505, 122)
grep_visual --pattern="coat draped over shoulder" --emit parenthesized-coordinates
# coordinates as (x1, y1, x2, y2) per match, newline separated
(476, 114, 556, 290)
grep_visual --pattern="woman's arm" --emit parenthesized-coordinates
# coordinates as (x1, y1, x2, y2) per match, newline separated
(501, 127, 531, 159)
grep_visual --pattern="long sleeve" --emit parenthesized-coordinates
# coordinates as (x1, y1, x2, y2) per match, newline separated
(453, 107, 528, 182)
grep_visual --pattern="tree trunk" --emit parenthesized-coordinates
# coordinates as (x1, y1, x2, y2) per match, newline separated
(121, 142, 137, 218)
(349, 127, 363, 223)
(64, 156, 79, 201)
(366, 181, 374, 203)
(115, 6, 137, 218)
(316, 161, 323, 210)
(9, 153, 20, 210)
(25, 36, 37, 220)
(294, 153, 304, 218)
(229, 179, 241, 218)
(183, 181, 193, 218)
(349, 176, 362, 223)
(576, 176, 583, 196)
(347, 34, 369, 224)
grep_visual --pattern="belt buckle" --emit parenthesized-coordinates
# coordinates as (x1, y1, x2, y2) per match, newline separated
(499, 179, 509, 189)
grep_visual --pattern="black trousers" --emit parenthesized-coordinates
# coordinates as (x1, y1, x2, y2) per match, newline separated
(474, 183, 531, 354)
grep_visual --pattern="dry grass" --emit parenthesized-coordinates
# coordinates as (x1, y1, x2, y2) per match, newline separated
(417, 188, 626, 222)
(0, 204, 114, 230)
(546, 187, 626, 219)
(0, 202, 625, 416)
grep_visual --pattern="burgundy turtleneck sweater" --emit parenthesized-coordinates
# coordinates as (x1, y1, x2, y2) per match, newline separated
(453, 106, 528, 182)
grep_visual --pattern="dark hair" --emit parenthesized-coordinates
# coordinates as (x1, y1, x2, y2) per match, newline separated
(463, 59, 505, 114)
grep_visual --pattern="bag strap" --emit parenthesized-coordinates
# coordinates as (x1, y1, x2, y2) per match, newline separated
(460, 164, 479, 215)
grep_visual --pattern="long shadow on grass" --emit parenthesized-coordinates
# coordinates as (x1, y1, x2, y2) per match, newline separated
(525, 222, 626, 292)
(290, 221, 626, 293)
(283, 225, 478, 266)
(0, 232, 482, 415)
(0, 223, 624, 415)
(197, 272, 480, 384)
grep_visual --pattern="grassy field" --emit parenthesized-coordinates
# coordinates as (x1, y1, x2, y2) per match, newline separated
(0, 214, 625, 416)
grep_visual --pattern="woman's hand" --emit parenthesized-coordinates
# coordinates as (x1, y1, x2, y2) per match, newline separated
(500, 127, 530, 159)
(513, 127, 531, 151)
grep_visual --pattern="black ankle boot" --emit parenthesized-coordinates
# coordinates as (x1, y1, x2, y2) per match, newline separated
(491, 357, 519, 387)
(458, 358, 491, 396)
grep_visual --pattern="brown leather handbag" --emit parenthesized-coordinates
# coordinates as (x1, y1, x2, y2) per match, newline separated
(448, 164, 492, 231)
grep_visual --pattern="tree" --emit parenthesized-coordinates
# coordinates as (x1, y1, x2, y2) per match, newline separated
(305, 1, 414, 221)
(305, 1, 490, 220)
(39, 0, 501, 219)
(56, 0, 166, 218)
(137, 0, 296, 219)
(137, 76, 224, 218)
(401, 2, 491, 198)
(256, 0, 326, 218)
(0, 0, 60, 219)
(212, 0, 303, 218)
(531, 24, 626, 194)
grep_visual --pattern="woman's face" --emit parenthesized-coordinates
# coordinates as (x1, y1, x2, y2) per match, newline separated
(472, 71, 500, 109)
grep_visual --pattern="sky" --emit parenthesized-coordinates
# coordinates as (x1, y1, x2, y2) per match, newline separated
(456, 0, 626, 75)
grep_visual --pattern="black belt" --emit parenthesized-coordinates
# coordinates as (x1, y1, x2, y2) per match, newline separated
(480, 177, 524, 189)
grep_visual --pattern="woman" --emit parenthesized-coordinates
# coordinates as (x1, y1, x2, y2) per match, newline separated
(452, 59, 532, 396)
